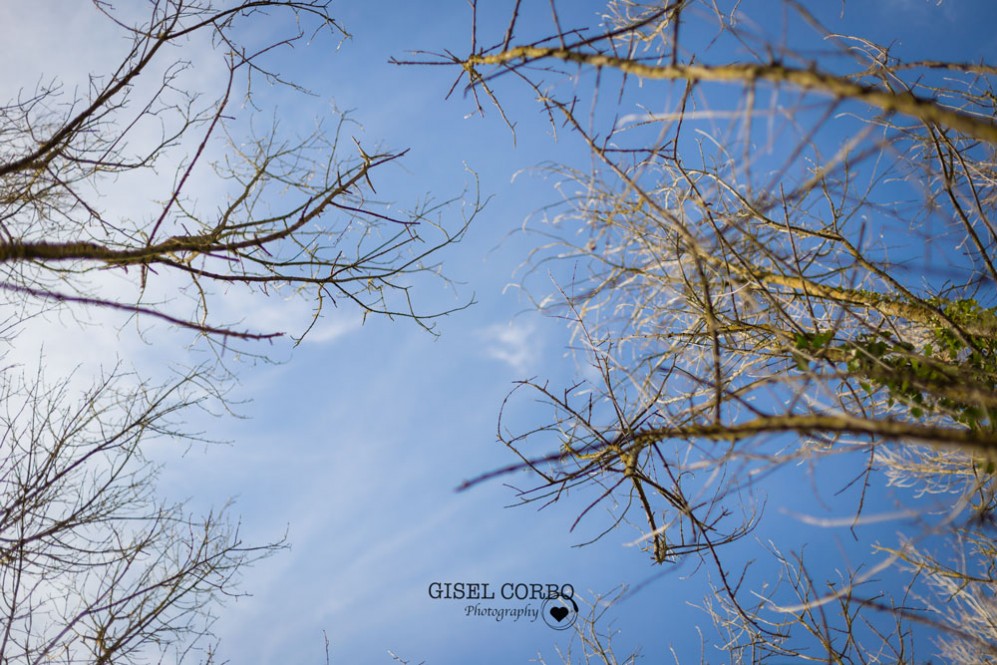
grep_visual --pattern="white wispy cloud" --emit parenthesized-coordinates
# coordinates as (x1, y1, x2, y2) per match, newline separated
(477, 320, 540, 375)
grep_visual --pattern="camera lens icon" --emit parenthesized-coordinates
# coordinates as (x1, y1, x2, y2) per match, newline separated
(541, 592, 579, 630)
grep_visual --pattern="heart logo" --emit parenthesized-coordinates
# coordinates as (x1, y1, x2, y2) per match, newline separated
(549, 606, 569, 622)
(541, 593, 578, 630)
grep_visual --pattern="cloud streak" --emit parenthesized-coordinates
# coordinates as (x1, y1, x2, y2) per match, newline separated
(477, 320, 541, 375)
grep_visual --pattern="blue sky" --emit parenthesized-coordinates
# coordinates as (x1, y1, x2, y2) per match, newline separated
(3, 1, 996, 663)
